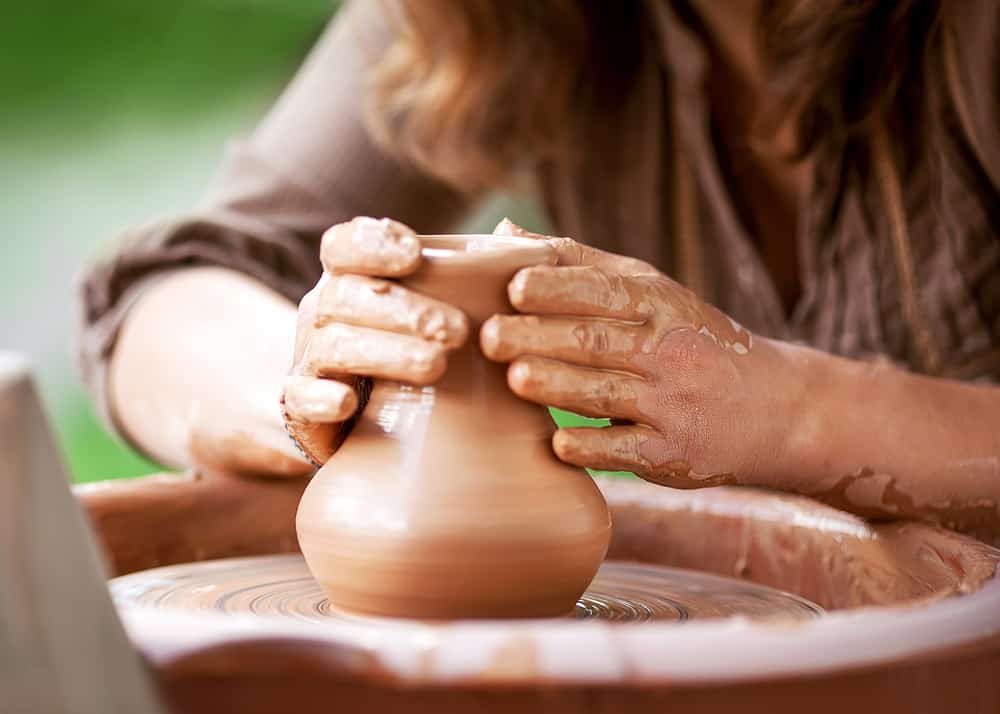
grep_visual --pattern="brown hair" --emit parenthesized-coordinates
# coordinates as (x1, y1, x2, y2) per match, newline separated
(368, 0, 945, 190)
(760, 0, 944, 168)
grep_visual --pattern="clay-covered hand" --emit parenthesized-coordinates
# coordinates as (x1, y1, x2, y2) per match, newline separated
(282, 217, 468, 465)
(482, 228, 789, 488)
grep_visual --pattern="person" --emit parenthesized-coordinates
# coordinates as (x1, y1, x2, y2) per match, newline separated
(78, 0, 1000, 543)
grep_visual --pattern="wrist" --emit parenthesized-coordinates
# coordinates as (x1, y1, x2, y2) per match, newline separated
(746, 338, 837, 489)
(766, 343, 891, 493)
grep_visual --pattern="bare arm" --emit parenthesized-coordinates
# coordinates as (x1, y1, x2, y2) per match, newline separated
(778, 345, 1000, 540)
(108, 218, 469, 478)
(82, 1, 470, 477)
(108, 267, 311, 476)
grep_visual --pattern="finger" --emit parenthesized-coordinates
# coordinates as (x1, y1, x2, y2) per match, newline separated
(304, 323, 447, 384)
(552, 424, 660, 474)
(481, 314, 646, 375)
(493, 220, 655, 275)
(506, 356, 645, 422)
(283, 419, 338, 466)
(553, 426, 737, 488)
(508, 265, 650, 321)
(320, 216, 421, 277)
(282, 375, 358, 423)
(492, 218, 549, 240)
(318, 274, 468, 348)
(189, 426, 315, 478)
(546, 237, 657, 275)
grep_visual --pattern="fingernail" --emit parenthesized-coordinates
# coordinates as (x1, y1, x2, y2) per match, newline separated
(551, 429, 577, 459)
(507, 268, 532, 307)
(407, 345, 447, 384)
(507, 360, 533, 392)
(480, 316, 502, 359)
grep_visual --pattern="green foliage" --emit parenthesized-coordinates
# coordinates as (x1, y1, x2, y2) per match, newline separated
(56, 387, 162, 482)
(548, 407, 637, 480)
(2, 0, 338, 138)
(3, 0, 338, 482)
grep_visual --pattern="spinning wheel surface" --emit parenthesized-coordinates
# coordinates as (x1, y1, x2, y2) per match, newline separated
(110, 554, 822, 623)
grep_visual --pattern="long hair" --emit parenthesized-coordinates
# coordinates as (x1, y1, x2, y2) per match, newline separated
(368, 0, 945, 190)
(760, 0, 944, 170)
(367, 0, 644, 191)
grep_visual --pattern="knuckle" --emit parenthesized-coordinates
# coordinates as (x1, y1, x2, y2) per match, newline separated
(589, 390, 615, 416)
(590, 377, 634, 415)
(507, 269, 533, 306)
(620, 429, 644, 461)
(571, 321, 611, 354)
(610, 429, 651, 469)
(411, 303, 444, 339)
(408, 347, 446, 383)
(409, 301, 467, 345)
(658, 330, 707, 373)
(306, 324, 352, 372)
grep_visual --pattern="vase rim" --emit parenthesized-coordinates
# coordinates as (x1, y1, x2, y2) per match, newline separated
(417, 234, 555, 265)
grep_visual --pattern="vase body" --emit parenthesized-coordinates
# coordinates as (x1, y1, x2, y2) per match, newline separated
(296, 235, 612, 619)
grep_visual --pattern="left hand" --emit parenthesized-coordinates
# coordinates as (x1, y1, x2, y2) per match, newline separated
(482, 223, 796, 488)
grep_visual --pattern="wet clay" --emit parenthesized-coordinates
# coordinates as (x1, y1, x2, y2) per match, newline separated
(296, 235, 613, 619)
(807, 466, 1000, 546)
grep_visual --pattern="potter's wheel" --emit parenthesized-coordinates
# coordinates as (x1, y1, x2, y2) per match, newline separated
(90, 479, 1000, 712)
(110, 554, 822, 623)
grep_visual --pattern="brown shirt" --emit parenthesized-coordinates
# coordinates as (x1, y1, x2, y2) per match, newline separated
(78, 0, 1000, 429)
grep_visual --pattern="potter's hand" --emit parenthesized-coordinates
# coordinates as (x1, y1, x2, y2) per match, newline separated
(282, 217, 469, 465)
(482, 235, 784, 488)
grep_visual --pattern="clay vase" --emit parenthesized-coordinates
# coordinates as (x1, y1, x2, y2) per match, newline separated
(296, 235, 612, 619)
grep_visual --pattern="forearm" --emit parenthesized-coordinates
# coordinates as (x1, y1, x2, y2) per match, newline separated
(776, 342, 1000, 537)
(108, 267, 310, 476)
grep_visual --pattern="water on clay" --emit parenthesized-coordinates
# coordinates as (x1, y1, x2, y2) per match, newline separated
(110, 555, 822, 623)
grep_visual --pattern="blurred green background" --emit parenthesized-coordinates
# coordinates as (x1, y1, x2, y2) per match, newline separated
(2, 0, 338, 482)
(2, 0, 625, 483)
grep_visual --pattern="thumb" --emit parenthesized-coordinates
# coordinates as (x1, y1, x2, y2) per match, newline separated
(493, 218, 655, 275)
(492, 217, 552, 241)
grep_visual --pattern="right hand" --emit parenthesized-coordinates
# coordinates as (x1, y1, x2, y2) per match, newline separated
(281, 217, 469, 465)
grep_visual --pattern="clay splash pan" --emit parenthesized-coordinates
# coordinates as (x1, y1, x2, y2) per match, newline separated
(102, 477, 1000, 688)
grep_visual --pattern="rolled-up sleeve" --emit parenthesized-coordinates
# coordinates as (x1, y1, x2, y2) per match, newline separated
(76, 0, 469, 427)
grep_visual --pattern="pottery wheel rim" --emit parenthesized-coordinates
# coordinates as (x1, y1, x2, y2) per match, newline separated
(112, 555, 1000, 685)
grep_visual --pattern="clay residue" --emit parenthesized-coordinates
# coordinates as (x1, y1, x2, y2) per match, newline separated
(598, 477, 1000, 611)
(639, 460, 737, 489)
(317, 273, 468, 348)
(320, 216, 421, 277)
(810, 467, 1000, 546)
(642, 273, 753, 358)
